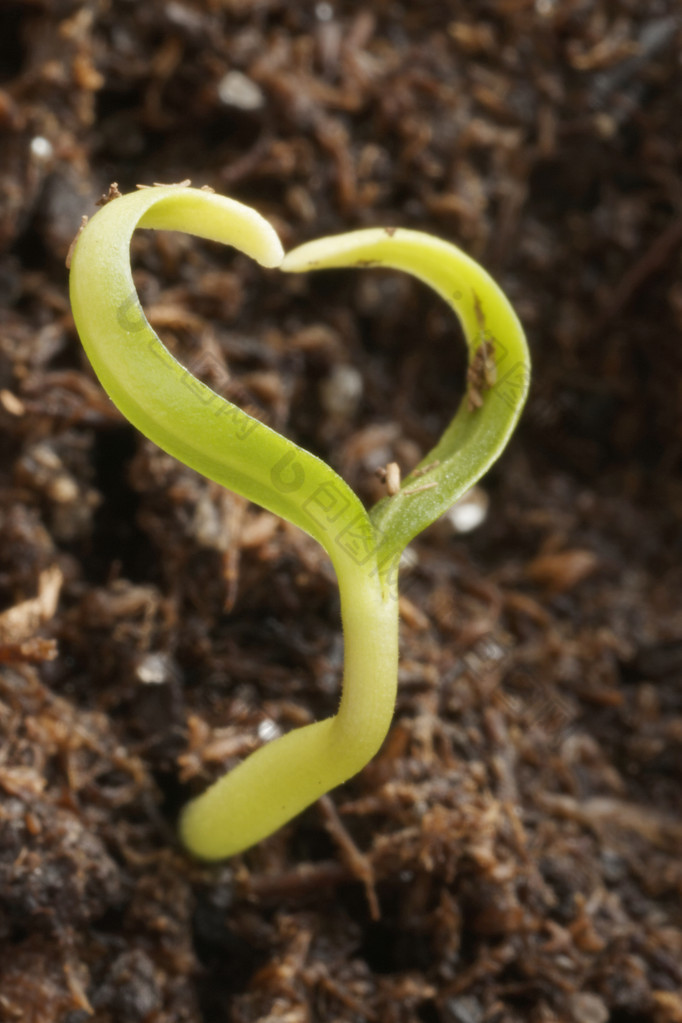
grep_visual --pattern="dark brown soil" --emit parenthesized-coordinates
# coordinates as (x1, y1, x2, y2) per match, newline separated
(1, 2, 681, 1022)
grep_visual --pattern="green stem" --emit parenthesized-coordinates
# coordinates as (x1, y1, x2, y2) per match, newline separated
(69, 186, 369, 556)
(180, 562, 398, 859)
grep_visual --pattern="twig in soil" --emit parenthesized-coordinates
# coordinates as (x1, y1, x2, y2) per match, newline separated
(240, 860, 351, 902)
(318, 794, 380, 920)
(588, 216, 682, 337)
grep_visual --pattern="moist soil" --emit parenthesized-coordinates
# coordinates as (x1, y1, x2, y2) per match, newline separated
(1, 3, 681, 1022)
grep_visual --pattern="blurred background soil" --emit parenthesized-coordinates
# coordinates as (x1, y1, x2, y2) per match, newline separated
(0, 2, 681, 1021)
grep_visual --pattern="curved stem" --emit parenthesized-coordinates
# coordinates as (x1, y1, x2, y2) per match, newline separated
(69, 186, 370, 559)
(180, 562, 398, 859)
(281, 228, 530, 564)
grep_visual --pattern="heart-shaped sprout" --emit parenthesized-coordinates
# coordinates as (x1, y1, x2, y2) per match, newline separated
(69, 185, 529, 859)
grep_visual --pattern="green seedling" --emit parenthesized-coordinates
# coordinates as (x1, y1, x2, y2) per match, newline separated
(69, 185, 529, 860)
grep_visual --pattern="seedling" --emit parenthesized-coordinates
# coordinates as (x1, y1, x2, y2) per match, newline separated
(69, 185, 529, 860)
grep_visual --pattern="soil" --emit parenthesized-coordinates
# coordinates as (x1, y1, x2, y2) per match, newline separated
(1, 2, 681, 1022)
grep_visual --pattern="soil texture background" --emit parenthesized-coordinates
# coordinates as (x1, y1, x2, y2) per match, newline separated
(0, 2, 681, 1022)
